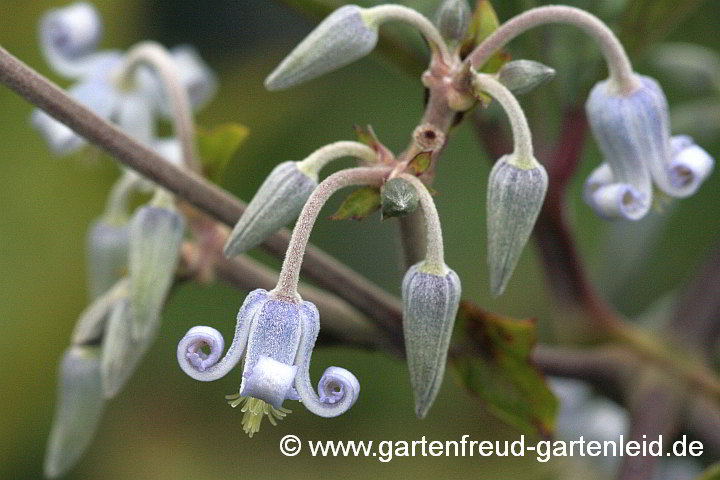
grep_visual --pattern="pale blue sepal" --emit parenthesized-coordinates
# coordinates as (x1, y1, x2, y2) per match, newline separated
(86, 219, 129, 300)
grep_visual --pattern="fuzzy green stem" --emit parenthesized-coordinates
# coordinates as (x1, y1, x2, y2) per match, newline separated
(102, 171, 138, 224)
(364, 5, 453, 65)
(273, 166, 391, 300)
(115, 42, 198, 171)
(472, 73, 535, 165)
(398, 174, 445, 273)
(296, 141, 377, 180)
(466, 5, 640, 95)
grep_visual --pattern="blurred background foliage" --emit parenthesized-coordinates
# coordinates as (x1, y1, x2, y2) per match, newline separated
(1, 0, 719, 478)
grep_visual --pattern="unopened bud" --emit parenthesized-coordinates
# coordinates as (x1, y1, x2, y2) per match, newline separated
(128, 204, 186, 340)
(402, 262, 461, 419)
(44, 346, 106, 479)
(86, 219, 129, 300)
(497, 60, 555, 95)
(264, 5, 378, 91)
(382, 177, 420, 219)
(487, 155, 547, 296)
(224, 161, 316, 257)
(435, 0, 471, 45)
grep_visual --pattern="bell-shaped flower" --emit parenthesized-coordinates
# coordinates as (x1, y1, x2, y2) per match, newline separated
(177, 289, 360, 437)
(402, 262, 461, 419)
(585, 74, 714, 220)
(224, 161, 317, 257)
(32, 2, 216, 155)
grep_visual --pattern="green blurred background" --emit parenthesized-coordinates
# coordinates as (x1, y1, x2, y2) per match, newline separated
(1, 0, 719, 478)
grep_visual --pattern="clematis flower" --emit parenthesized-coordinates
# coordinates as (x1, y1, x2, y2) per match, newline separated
(31, 2, 216, 155)
(177, 289, 360, 437)
(584, 74, 714, 220)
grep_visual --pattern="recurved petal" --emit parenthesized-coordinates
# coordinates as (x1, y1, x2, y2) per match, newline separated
(664, 135, 714, 197)
(264, 5, 379, 91)
(589, 183, 649, 221)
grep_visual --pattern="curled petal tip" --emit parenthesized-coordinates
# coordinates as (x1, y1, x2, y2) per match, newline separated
(589, 183, 649, 221)
(665, 135, 714, 197)
(318, 366, 360, 407)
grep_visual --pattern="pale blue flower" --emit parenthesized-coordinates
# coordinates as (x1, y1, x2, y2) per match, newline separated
(585, 74, 714, 220)
(31, 2, 216, 155)
(177, 289, 360, 436)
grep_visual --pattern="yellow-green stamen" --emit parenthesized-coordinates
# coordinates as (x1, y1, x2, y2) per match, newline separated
(225, 393, 291, 437)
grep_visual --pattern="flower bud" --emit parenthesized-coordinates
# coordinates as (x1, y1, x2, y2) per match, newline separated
(497, 60, 556, 96)
(128, 204, 186, 340)
(224, 161, 317, 257)
(101, 298, 154, 397)
(381, 177, 420, 219)
(86, 219, 129, 300)
(44, 346, 106, 479)
(434, 0, 470, 45)
(402, 262, 461, 419)
(264, 5, 379, 91)
(486, 156, 547, 296)
(72, 279, 128, 346)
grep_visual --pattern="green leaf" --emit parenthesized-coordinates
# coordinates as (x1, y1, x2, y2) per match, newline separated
(450, 301, 557, 437)
(462, 0, 509, 74)
(353, 124, 381, 149)
(330, 186, 381, 221)
(196, 123, 249, 184)
(408, 151, 432, 175)
(696, 463, 720, 480)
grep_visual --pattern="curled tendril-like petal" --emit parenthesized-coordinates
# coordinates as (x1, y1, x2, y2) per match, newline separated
(293, 301, 360, 417)
(665, 135, 714, 197)
(318, 366, 360, 405)
(176, 289, 267, 381)
(40, 2, 118, 78)
(583, 162, 650, 220)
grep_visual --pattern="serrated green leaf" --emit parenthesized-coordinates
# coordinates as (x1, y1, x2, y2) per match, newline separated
(450, 301, 557, 437)
(330, 186, 381, 221)
(196, 123, 249, 184)
(697, 463, 720, 480)
(409, 151, 432, 175)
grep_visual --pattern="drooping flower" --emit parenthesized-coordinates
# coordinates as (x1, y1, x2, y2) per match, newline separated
(32, 2, 216, 155)
(585, 74, 714, 220)
(177, 289, 360, 437)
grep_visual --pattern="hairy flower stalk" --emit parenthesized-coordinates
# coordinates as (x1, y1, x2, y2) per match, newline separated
(265, 4, 451, 91)
(114, 41, 198, 171)
(466, 5, 639, 94)
(273, 167, 390, 299)
(224, 141, 376, 257)
(473, 73, 547, 296)
(398, 174, 461, 418)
